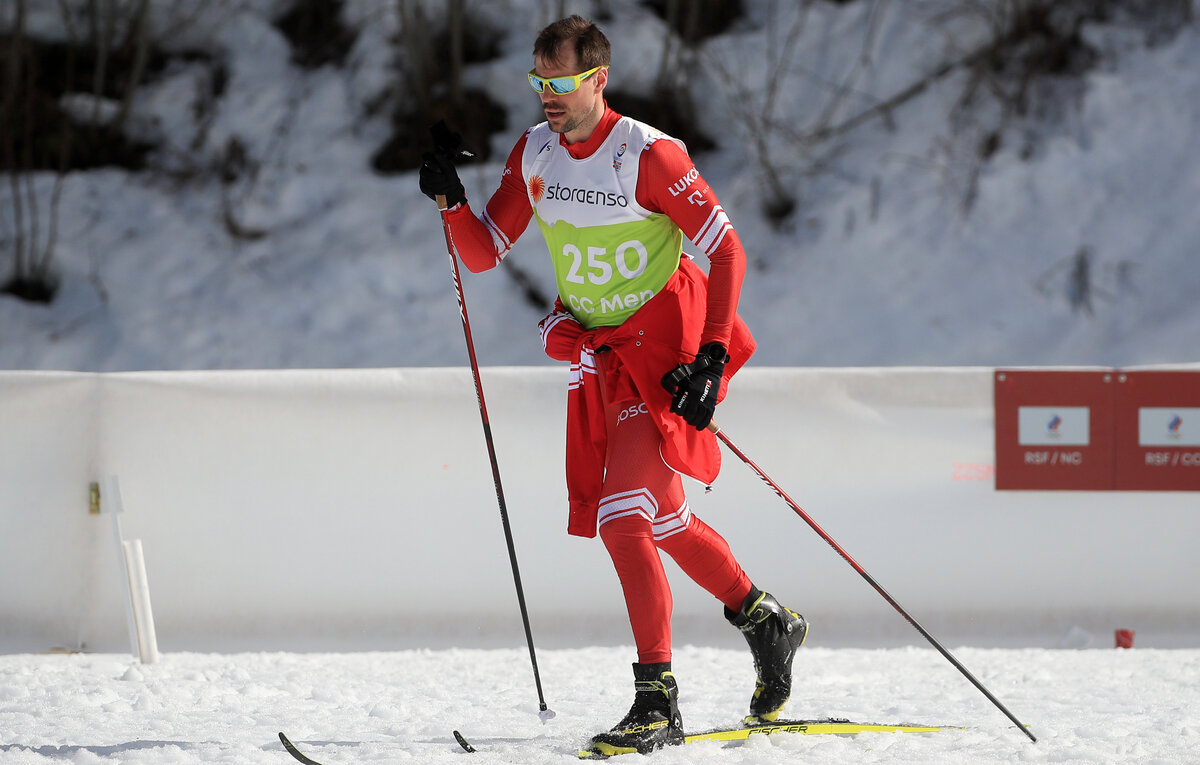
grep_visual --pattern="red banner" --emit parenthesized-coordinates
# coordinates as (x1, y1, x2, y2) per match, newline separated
(1114, 371, 1200, 491)
(994, 370, 1115, 490)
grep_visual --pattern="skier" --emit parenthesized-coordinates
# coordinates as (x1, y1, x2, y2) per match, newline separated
(419, 14, 807, 757)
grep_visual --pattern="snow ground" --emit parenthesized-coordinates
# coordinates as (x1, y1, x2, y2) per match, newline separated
(1, 645, 1196, 764)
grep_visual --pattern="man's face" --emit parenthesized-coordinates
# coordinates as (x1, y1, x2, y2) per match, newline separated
(532, 48, 606, 143)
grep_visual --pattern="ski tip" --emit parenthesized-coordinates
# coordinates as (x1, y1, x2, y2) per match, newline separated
(278, 732, 324, 765)
(453, 730, 477, 753)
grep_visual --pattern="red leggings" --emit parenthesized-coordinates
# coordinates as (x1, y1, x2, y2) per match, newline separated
(596, 361, 752, 664)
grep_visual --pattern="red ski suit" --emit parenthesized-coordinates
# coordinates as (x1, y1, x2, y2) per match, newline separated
(440, 106, 755, 662)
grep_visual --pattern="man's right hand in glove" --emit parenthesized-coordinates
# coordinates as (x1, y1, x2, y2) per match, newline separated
(419, 150, 466, 209)
(420, 120, 470, 209)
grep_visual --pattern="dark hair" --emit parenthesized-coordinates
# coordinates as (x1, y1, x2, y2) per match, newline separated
(533, 15, 611, 69)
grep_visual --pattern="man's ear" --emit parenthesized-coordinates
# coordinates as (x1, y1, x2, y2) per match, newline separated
(593, 66, 609, 95)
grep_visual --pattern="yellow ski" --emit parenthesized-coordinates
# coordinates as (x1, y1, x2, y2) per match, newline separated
(578, 718, 948, 758)
(686, 718, 947, 743)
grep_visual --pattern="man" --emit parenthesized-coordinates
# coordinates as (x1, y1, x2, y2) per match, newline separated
(419, 15, 807, 757)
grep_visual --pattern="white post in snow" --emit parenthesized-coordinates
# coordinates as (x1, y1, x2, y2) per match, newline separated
(100, 474, 160, 664)
(122, 539, 160, 664)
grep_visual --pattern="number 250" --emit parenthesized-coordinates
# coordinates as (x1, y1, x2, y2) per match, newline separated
(561, 241, 648, 285)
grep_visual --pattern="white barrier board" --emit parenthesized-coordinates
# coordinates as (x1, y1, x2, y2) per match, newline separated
(1, 367, 1196, 652)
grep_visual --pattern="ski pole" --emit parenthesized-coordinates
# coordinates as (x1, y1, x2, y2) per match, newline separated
(434, 190, 554, 721)
(707, 419, 1035, 743)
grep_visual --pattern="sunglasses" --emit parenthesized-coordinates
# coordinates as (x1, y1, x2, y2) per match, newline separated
(527, 65, 607, 95)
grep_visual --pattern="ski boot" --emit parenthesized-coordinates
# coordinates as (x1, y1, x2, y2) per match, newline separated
(582, 662, 684, 757)
(725, 587, 808, 723)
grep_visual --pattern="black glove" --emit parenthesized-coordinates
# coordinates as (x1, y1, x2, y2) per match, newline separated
(661, 342, 729, 430)
(419, 150, 465, 208)
(419, 120, 473, 209)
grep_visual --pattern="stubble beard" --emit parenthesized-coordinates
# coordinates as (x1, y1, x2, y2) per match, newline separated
(547, 99, 599, 137)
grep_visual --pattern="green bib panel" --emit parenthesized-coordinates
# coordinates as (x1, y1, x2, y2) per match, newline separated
(536, 213, 682, 328)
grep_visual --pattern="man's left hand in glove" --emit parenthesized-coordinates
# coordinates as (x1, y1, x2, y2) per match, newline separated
(661, 342, 730, 430)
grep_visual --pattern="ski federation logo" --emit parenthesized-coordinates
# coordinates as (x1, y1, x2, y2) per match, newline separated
(613, 142, 626, 172)
(1018, 406, 1089, 446)
(1047, 414, 1063, 437)
(1138, 408, 1200, 446)
(529, 175, 546, 203)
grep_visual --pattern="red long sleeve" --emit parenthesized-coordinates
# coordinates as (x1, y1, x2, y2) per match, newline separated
(635, 140, 747, 350)
(441, 131, 535, 273)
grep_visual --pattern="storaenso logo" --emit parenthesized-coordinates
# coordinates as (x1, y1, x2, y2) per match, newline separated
(545, 182, 628, 207)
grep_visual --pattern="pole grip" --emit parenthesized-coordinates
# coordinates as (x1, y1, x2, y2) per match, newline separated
(435, 194, 448, 212)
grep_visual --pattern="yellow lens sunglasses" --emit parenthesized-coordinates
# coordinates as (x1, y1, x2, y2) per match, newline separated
(527, 65, 607, 95)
